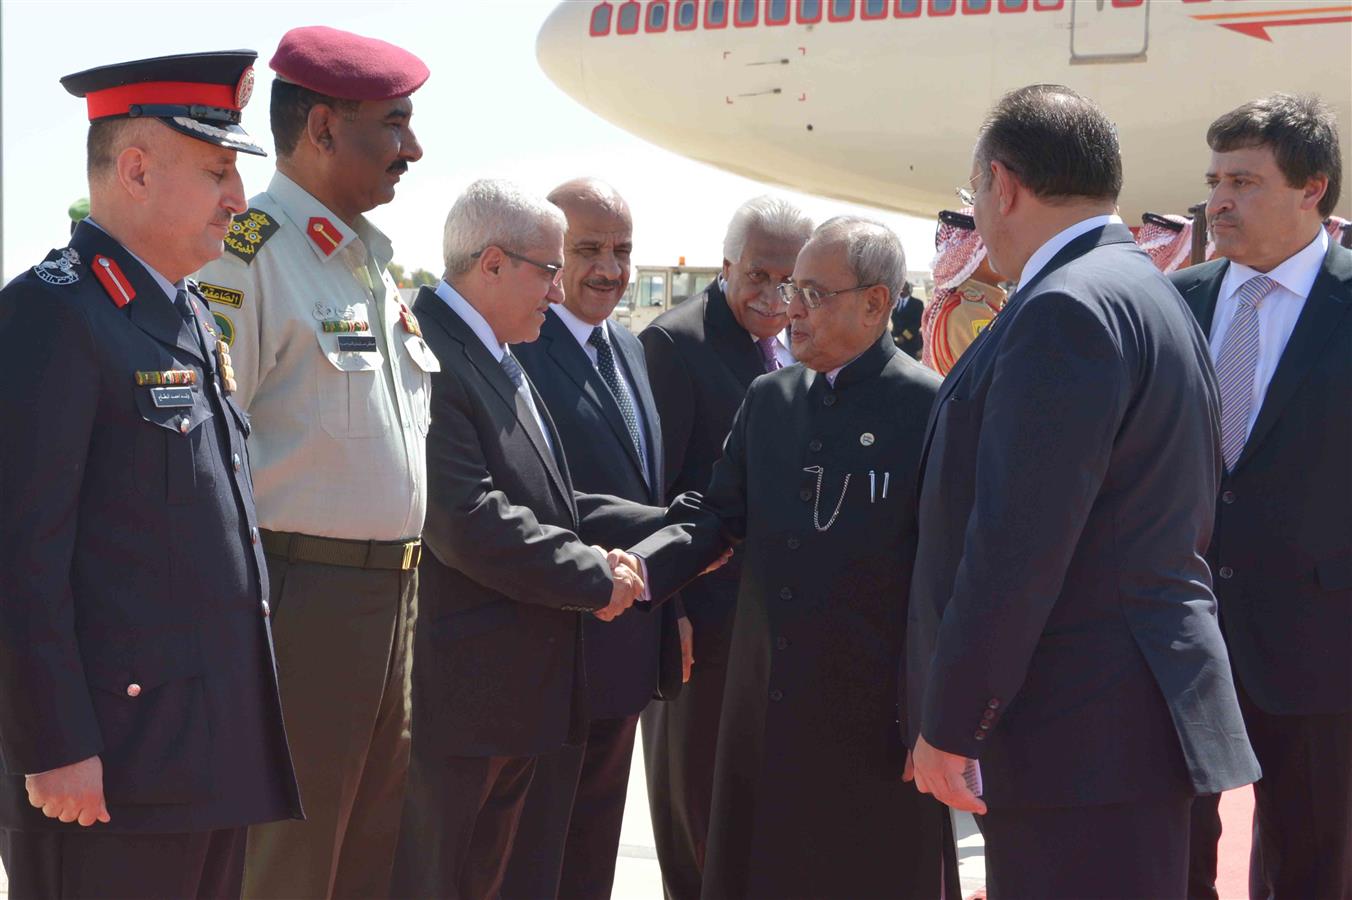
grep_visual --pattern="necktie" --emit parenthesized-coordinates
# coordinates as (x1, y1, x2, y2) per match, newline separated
(1215, 275, 1275, 471)
(588, 326, 644, 461)
(501, 351, 554, 456)
(757, 335, 783, 373)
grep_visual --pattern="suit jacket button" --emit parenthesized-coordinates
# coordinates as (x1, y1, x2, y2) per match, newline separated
(786, 537, 800, 550)
(981, 709, 996, 721)
(1221, 490, 1236, 504)
(233, 453, 242, 473)
(779, 587, 793, 601)
(987, 699, 1000, 709)
(974, 731, 986, 741)
(126, 683, 142, 698)
(769, 689, 784, 702)
(250, 526, 260, 545)
(1219, 566, 1234, 579)
(262, 600, 271, 617)
(979, 722, 991, 731)
(799, 488, 813, 502)
(808, 439, 822, 452)
(776, 636, 790, 651)
(823, 394, 837, 407)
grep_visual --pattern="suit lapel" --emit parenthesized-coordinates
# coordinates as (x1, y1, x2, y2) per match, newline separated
(1233, 244, 1352, 471)
(541, 312, 648, 484)
(1178, 263, 1227, 336)
(416, 290, 574, 509)
(705, 281, 768, 388)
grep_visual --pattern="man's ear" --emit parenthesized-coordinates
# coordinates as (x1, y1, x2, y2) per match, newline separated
(1300, 174, 1330, 214)
(721, 258, 733, 282)
(114, 145, 151, 201)
(864, 284, 893, 324)
(991, 160, 1018, 216)
(305, 103, 338, 154)
(478, 245, 505, 281)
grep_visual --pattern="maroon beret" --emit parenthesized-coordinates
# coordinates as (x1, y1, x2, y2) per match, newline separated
(270, 26, 428, 101)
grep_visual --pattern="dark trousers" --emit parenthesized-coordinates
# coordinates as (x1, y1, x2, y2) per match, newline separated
(641, 606, 734, 900)
(981, 795, 1191, 900)
(243, 557, 417, 899)
(1188, 684, 1352, 900)
(391, 754, 537, 900)
(0, 826, 246, 900)
(501, 715, 640, 900)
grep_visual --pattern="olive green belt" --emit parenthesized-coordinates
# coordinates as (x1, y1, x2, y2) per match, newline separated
(260, 529, 422, 571)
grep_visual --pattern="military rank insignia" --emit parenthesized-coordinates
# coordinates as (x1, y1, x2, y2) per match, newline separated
(399, 304, 423, 338)
(136, 369, 198, 386)
(92, 255, 136, 308)
(223, 208, 279, 264)
(307, 217, 344, 256)
(198, 281, 245, 308)
(33, 248, 82, 286)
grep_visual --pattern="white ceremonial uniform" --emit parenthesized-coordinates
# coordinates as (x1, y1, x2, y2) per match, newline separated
(195, 170, 440, 541)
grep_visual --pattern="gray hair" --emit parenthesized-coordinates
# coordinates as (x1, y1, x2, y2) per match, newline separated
(443, 179, 567, 277)
(722, 195, 814, 262)
(809, 216, 908, 299)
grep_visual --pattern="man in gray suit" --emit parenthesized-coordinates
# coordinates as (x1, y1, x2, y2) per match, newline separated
(391, 180, 662, 900)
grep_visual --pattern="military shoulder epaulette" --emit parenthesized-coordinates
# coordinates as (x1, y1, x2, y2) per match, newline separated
(223, 207, 280, 265)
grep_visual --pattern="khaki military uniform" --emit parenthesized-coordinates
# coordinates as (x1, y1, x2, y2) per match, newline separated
(195, 170, 437, 899)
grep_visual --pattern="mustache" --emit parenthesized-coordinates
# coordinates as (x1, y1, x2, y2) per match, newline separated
(582, 277, 624, 291)
(387, 160, 410, 175)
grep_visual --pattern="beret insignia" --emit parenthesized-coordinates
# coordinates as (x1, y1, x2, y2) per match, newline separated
(198, 281, 245, 308)
(223, 208, 279, 264)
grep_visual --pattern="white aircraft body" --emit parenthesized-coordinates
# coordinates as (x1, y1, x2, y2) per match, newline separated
(536, 0, 1352, 221)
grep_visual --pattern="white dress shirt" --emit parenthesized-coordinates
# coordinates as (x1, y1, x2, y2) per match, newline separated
(550, 303, 651, 483)
(1017, 214, 1123, 289)
(1208, 228, 1326, 439)
(435, 280, 555, 457)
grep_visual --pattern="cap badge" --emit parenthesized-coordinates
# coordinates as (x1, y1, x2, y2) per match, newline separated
(33, 248, 83, 286)
(235, 66, 255, 109)
(307, 217, 343, 256)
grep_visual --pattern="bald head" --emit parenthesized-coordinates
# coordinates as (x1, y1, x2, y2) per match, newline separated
(549, 177, 634, 325)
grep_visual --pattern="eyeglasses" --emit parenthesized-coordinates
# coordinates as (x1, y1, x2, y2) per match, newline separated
(776, 282, 881, 310)
(955, 172, 982, 207)
(472, 247, 564, 286)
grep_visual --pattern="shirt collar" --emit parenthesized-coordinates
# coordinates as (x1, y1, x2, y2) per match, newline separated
(550, 302, 607, 348)
(1220, 227, 1328, 302)
(1018, 214, 1122, 289)
(267, 170, 393, 270)
(85, 216, 180, 301)
(435, 279, 507, 362)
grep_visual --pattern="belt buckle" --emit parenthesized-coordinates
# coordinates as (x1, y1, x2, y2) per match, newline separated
(402, 542, 422, 570)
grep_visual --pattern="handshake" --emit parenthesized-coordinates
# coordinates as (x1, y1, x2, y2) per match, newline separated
(593, 548, 644, 622)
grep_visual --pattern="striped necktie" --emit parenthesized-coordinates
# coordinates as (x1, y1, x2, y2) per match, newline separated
(1215, 275, 1275, 471)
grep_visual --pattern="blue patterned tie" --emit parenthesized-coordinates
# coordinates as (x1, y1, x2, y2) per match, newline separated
(588, 326, 644, 461)
(1215, 275, 1274, 471)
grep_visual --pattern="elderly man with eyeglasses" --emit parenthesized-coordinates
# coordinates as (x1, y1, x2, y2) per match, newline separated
(613, 217, 956, 900)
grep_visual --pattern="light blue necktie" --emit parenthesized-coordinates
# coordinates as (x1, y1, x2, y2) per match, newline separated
(1214, 275, 1275, 471)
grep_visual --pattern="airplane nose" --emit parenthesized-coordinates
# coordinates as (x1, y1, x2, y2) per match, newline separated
(537, 1, 588, 103)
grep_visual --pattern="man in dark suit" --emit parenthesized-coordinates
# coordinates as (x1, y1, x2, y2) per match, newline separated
(1179, 94, 1351, 900)
(620, 217, 953, 900)
(390, 179, 664, 900)
(503, 179, 683, 900)
(0, 53, 301, 899)
(906, 84, 1260, 900)
(890, 280, 924, 359)
(638, 195, 813, 900)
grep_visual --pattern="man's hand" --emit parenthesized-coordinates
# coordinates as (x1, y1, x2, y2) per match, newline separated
(593, 547, 644, 622)
(907, 734, 987, 814)
(701, 547, 733, 576)
(678, 615, 694, 683)
(26, 755, 110, 826)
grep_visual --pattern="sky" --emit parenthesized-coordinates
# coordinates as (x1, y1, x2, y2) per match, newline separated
(0, 0, 935, 285)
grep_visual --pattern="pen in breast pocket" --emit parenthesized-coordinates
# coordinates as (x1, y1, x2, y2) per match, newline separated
(869, 470, 876, 503)
(882, 471, 890, 499)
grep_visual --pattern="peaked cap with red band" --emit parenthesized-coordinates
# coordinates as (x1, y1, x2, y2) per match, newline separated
(270, 26, 429, 101)
(60, 50, 266, 157)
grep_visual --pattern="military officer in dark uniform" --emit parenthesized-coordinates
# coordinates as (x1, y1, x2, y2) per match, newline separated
(0, 52, 301, 899)
(890, 280, 925, 359)
(619, 217, 953, 899)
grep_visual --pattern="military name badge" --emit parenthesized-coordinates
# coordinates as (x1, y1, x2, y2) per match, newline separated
(33, 248, 82, 286)
(199, 281, 244, 308)
(150, 387, 194, 409)
(337, 335, 379, 353)
(223, 208, 279, 264)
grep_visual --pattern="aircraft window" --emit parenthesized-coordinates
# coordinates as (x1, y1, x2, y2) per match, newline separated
(705, 0, 728, 27)
(590, 2, 614, 34)
(798, 0, 823, 22)
(929, 0, 956, 15)
(1032, 0, 1063, 9)
(963, 0, 990, 13)
(829, 0, 854, 21)
(675, 0, 699, 27)
(735, 0, 758, 25)
(618, 1, 641, 32)
(863, 0, 888, 18)
(896, 0, 921, 16)
(998, 0, 1027, 11)
(647, 0, 670, 29)
(768, 0, 791, 23)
